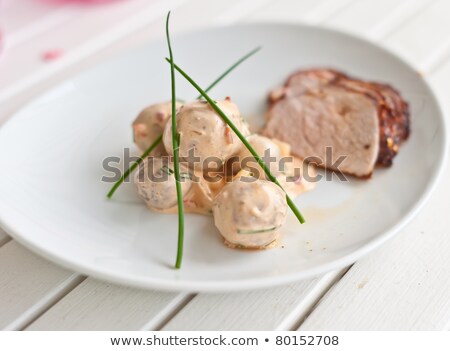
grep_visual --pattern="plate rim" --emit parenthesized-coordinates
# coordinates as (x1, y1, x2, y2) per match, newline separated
(0, 22, 448, 292)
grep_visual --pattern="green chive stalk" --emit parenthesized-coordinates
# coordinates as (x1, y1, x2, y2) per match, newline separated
(166, 12, 185, 269)
(106, 134, 162, 198)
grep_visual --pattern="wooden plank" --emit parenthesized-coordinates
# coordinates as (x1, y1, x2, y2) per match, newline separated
(0, 227, 9, 247)
(299, 172, 450, 330)
(430, 54, 450, 121)
(300, 0, 359, 24)
(132, 0, 267, 41)
(0, 0, 72, 42)
(384, 0, 450, 71)
(213, 0, 280, 25)
(0, 241, 83, 330)
(326, 0, 406, 33)
(162, 271, 344, 331)
(26, 279, 190, 331)
(244, 0, 357, 25)
(0, 0, 249, 123)
(248, 0, 431, 42)
(0, 0, 188, 104)
(245, 0, 328, 23)
(1, 2, 79, 48)
(367, 0, 431, 40)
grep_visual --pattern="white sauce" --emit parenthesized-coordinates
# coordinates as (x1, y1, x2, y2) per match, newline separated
(212, 177, 287, 249)
(132, 99, 315, 249)
(132, 101, 182, 154)
(163, 99, 250, 171)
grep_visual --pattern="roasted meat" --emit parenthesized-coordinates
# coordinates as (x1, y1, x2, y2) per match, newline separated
(262, 69, 410, 178)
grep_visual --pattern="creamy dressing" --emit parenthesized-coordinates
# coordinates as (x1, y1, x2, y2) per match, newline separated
(132, 101, 182, 155)
(133, 99, 315, 249)
(134, 157, 192, 211)
(213, 176, 287, 249)
(162, 99, 250, 171)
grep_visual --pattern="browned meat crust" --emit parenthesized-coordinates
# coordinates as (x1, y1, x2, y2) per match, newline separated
(267, 68, 410, 169)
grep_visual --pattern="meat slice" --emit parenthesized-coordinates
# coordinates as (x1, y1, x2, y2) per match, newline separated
(262, 69, 410, 177)
(333, 78, 410, 166)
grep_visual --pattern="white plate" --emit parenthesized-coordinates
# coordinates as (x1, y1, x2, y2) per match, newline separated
(0, 24, 447, 292)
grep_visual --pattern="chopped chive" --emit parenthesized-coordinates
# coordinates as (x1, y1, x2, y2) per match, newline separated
(166, 58, 305, 224)
(237, 226, 279, 234)
(263, 239, 277, 248)
(106, 134, 162, 199)
(107, 47, 261, 198)
(166, 12, 185, 269)
(180, 172, 192, 180)
(160, 165, 174, 175)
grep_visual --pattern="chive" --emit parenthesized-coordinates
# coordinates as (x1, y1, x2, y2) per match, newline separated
(160, 165, 174, 175)
(166, 12, 185, 269)
(180, 172, 192, 180)
(237, 226, 278, 234)
(194, 46, 261, 100)
(166, 58, 306, 224)
(106, 134, 162, 198)
(107, 47, 261, 198)
(263, 239, 277, 248)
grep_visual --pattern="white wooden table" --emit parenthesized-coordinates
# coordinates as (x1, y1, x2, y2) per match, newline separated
(1, 0, 450, 331)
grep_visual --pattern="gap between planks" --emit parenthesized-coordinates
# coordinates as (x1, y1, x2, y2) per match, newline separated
(0, 241, 87, 330)
(289, 266, 352, 330)
(150, 293, 197, 331)
(0, 227, 11, 247)
(160, 270, 347, 331)
(15, 275, 86, 331)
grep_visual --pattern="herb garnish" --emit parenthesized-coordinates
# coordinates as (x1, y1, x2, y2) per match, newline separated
(106, 134, 162, 198)
(166, 12, 185, 269)
(237, 226, 279, 234)
(160, 165, 174, 175)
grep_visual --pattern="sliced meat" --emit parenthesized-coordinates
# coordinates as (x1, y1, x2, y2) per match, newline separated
(262, 69, 410, 177)
(333, 78, 410, 166)
(264, 85, 379, 178)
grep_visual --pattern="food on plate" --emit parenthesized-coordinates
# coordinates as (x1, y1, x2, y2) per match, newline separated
(109, 14, 308, 268)
(212, 176, 287, 249)
(235, 135, 283, 176)
(134, 157, 192, 211)
(234, 134, 315, 197)
(133, 98, 313, 248)
(162, 99, 250, 170)
(134, 155, 226, 215)
(132, 101, 182, 155)
(262, 68, 410, 178)
(111, 14, 411, 269)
